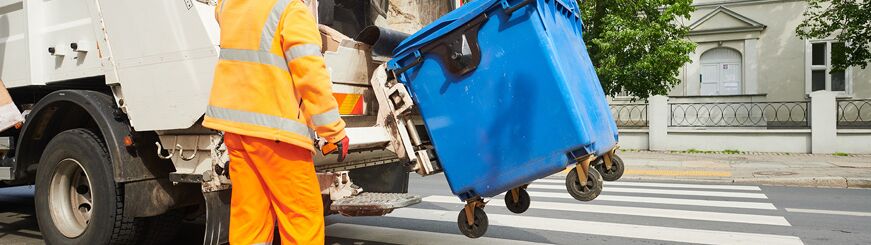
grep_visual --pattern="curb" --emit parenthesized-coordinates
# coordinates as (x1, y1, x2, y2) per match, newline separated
(549, 169, 871, 189)
(613, 175, 871, 189)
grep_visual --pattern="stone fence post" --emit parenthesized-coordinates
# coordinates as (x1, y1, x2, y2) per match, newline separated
(647, 95, 669, 151)
(810, 91, 837, 154)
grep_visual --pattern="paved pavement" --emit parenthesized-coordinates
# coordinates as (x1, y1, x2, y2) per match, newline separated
(613, 151, 871, 188)
(2, 173, 871, 244)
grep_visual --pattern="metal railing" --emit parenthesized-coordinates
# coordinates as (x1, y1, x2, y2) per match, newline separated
(669, 101, 810, 128)
(610, 103, 648, 128)
(837, 99, 871, 129)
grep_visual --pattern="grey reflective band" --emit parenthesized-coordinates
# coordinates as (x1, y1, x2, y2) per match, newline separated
(220, 48, 288, 72)
(260, 0, 292, 51)
(284, 44, 323, 63)
(311, 108, 341, 127)
(206, 106, 311, 137)
(219, 0, 230, 16)
(218, 0, 229, 24)
(250, 242, 272, 245)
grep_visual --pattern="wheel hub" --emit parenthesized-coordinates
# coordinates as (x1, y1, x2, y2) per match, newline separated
(48, 158, 93, 238)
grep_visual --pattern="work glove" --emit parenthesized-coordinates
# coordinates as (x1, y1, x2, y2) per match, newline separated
(320, 136, 349, 162)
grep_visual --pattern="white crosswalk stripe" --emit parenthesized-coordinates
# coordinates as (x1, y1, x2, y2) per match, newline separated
(327, 180, 802, 245)
(383, 208, 803, 245)
(530, 185, 770, 199)
(423, 195, 791, 226)
(524, 191, 778, 210)
(535, 179, 762, 191)
(326, 223, 549, 245)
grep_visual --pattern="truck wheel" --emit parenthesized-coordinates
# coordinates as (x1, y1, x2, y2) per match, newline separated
(35, 129, 138, 245)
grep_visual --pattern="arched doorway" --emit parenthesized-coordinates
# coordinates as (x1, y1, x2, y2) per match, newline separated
(700, 48, 742, 95)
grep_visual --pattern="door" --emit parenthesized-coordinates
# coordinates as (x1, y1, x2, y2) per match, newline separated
(700, 64, 719, 95)
(719, 63, 741, 95)
(699, 48, 743, 95)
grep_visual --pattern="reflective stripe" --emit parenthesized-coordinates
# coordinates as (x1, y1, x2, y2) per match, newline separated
(206, 106, 311, 138)
(220, 48, 288, 71)
(250, 242, 272, 245)
(311, 108, 341, 127)
(260, 0, 292, 51)
(220, 0, 230, 16)
(284, 44, 323, 63)
(218, 0, 230, 24)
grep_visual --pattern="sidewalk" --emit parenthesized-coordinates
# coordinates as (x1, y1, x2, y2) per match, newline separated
(609, 151, 871, 188)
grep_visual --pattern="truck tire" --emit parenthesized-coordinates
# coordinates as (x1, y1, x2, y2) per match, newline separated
(35, 129, 138, 245)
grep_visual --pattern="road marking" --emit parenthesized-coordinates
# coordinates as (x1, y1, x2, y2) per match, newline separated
(520, 191, 777, 210)
(326, 223, 549, 245)
(424, 196, 791, 226)
(535, 179, 762, 191)
(387, 208, 805, 245)
(529, 185, 769, 199)
(785, 208, 871, 217)
(624, 169, 733, 177)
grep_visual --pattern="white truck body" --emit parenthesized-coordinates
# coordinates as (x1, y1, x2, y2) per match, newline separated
(0, 0, 437, 173)
(0, 0, 449, 243)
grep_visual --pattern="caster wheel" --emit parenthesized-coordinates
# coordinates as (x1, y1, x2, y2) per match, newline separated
(504, 188, 531, 214)
(598, 155, 625, 181)
(566, 167, 603, 202)
(457, 207, 488, 238)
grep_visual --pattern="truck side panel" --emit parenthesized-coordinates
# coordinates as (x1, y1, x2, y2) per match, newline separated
(95, 0, 219, 131)
(0, 1, 28, 87)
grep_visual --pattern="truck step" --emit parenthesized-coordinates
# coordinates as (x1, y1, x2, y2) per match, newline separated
(330, 192, 421, 216)
(0, 167, 11, 180)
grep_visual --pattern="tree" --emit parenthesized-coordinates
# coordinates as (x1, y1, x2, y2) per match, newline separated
(796, 0, 871, 70)
(579, 0, 696, 99)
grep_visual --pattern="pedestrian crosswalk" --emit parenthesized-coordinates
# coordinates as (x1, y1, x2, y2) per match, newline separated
(325, 178, 804, 245)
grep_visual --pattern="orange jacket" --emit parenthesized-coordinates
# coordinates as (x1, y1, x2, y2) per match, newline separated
(204, 0, 346, 151)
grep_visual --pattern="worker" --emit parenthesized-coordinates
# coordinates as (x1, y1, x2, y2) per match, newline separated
(202, 0, 349, 244)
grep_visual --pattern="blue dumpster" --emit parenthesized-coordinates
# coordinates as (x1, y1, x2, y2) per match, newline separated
(388, 0, 618, 201)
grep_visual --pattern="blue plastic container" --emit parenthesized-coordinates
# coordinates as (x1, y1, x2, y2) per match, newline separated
(388, 0, 618, 200)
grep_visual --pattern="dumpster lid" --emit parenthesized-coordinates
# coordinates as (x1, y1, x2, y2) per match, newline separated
(391, 0, 500, 62)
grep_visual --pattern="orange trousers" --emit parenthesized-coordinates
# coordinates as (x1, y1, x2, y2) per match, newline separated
(224, 132, 324, 245)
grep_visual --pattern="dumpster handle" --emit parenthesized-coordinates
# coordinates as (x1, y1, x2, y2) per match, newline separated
(392, 14, 488, 78)
(503, 0, 533, 15)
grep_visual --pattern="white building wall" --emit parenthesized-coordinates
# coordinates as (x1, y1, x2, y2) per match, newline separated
(673, 0, 871, 100)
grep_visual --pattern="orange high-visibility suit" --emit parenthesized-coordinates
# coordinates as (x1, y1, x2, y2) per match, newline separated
(203, 0, 346, 244)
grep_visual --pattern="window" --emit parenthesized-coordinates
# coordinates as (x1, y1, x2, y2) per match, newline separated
(806, 40, 851, 95)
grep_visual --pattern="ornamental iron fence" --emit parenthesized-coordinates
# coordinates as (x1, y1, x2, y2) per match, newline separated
(610, 103, 648, 128)
(837, 99, 871, 129)
(669, 101, 810, 128)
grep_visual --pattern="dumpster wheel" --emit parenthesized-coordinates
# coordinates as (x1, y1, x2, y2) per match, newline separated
(457, 199, 488, 238)
(597, 154, 625, 181)
(504, 187, 531, 214)
(566, 167, 603, 202)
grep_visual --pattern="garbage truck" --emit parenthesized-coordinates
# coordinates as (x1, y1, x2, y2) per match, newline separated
(0, 0, 625, 243)
(0, 0, 459, 244)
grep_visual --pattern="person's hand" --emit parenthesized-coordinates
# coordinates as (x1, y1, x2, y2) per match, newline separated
(320, 136, 349, 162)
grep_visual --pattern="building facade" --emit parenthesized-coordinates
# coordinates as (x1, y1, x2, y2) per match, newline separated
(669, 0, 870, 101)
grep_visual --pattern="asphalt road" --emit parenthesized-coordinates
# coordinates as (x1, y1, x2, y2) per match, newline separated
(2, 174, 870, 244)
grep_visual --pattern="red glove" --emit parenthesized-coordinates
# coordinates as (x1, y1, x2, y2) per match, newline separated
(320, 136, 349, 162)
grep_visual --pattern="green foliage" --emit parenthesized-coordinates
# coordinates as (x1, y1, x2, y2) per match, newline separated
(722, 149, 741, 154)
(579, 0, 696, 99)
(832, 152, 849, 156)
(682, 149, 742, 154)
(796, 0, 871, 70)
